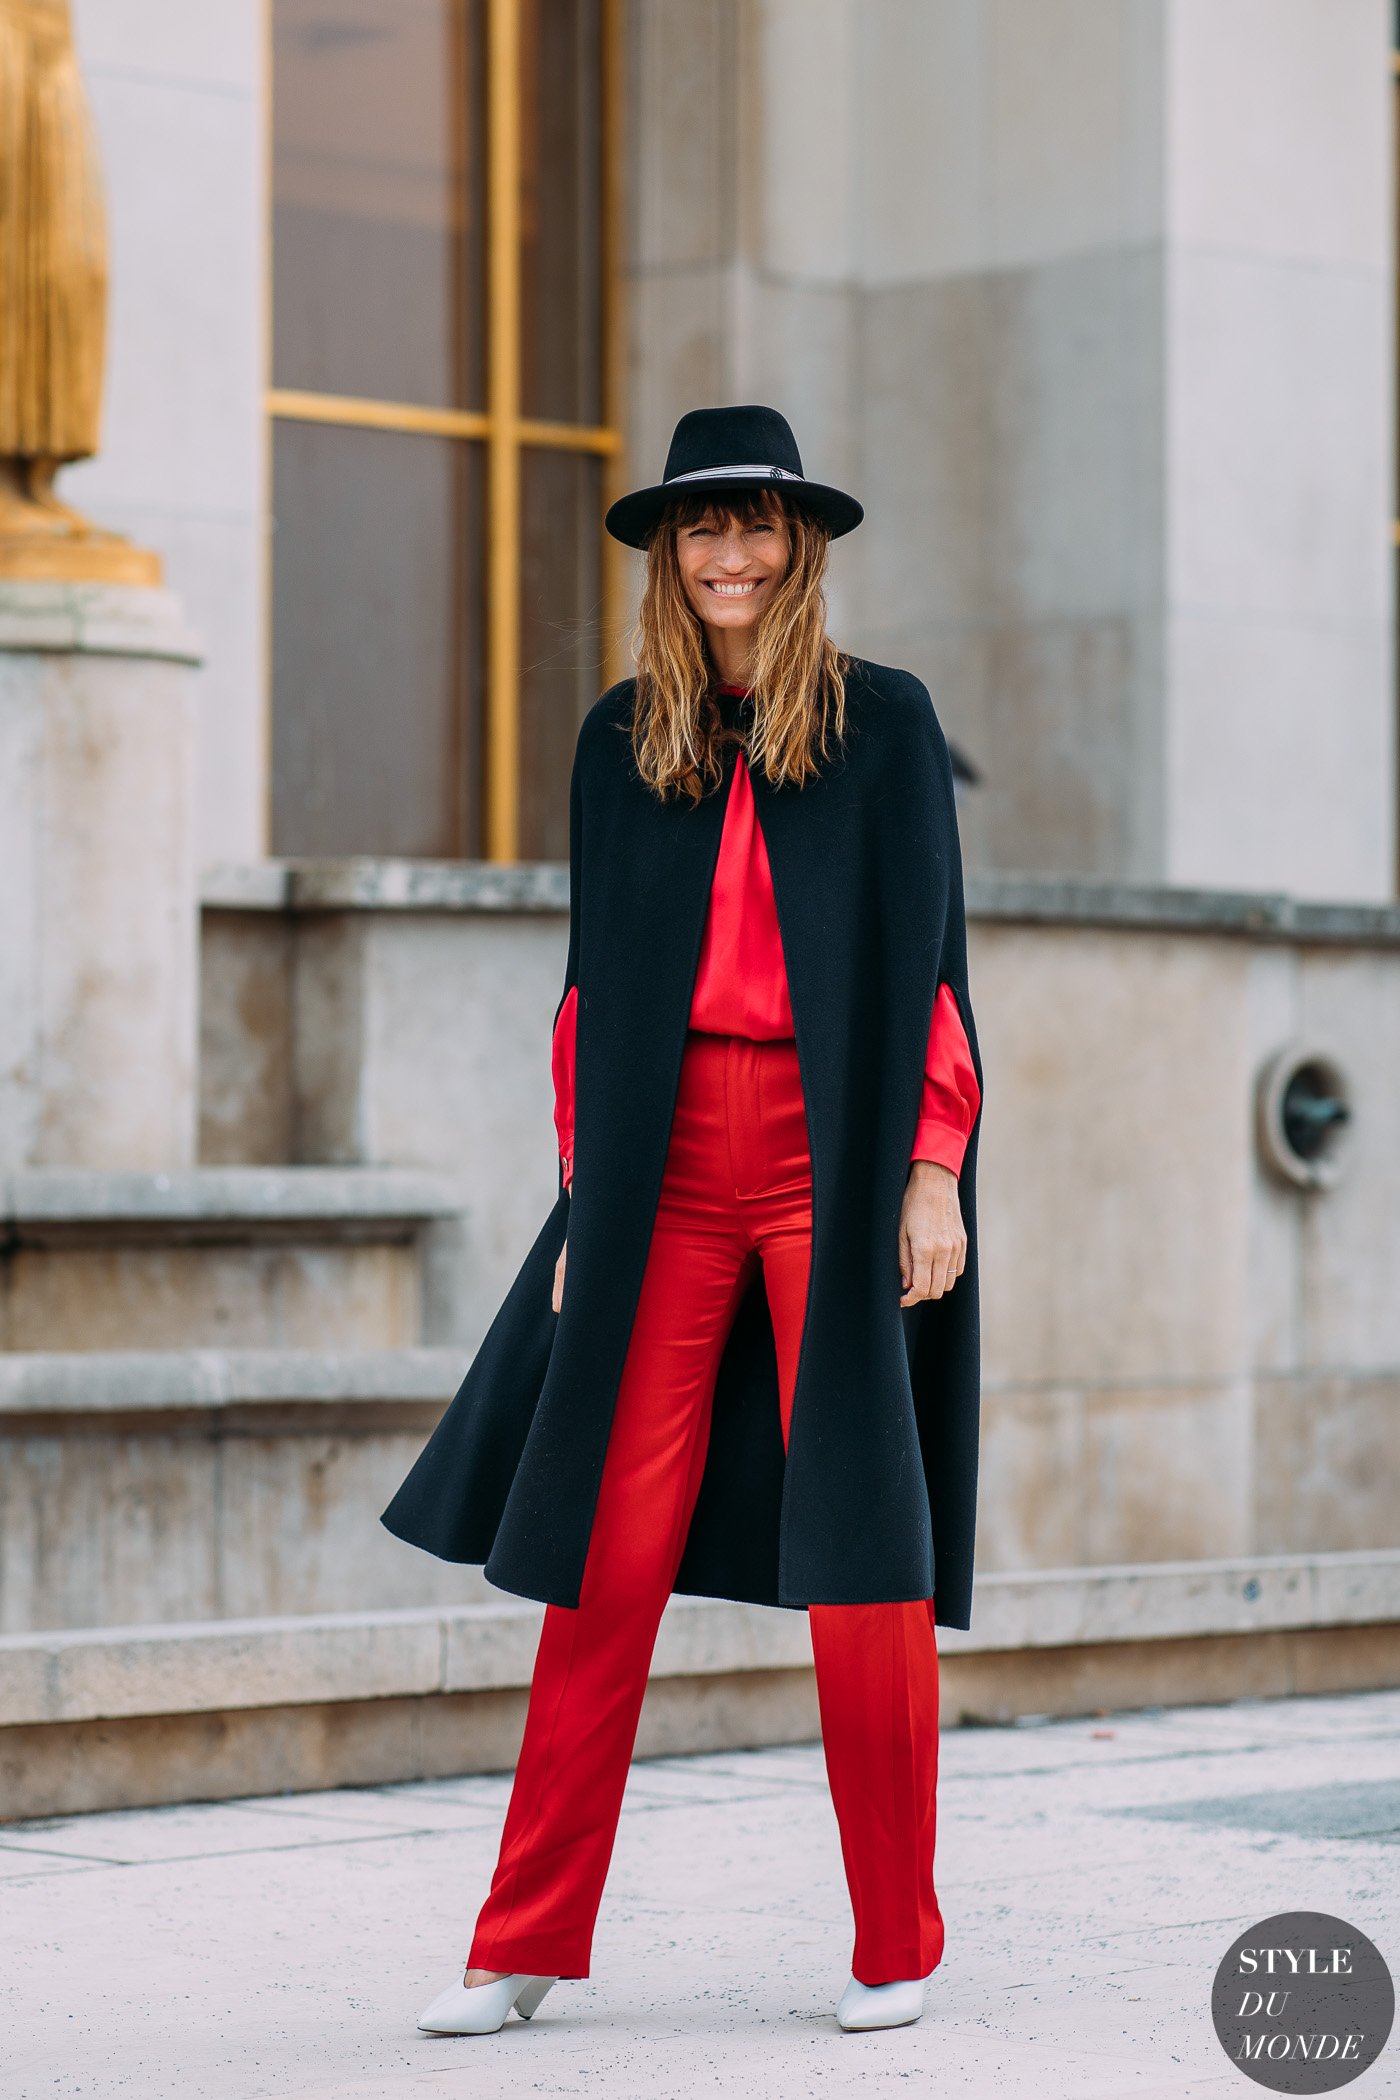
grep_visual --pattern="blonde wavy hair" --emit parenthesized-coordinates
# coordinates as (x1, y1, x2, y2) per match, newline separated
(625, 485, 853, 804)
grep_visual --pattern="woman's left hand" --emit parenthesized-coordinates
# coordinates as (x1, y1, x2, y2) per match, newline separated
(898, 1160, 967, 1305)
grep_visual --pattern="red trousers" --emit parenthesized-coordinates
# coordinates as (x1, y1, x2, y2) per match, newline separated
(468, 1029, 944, 1987)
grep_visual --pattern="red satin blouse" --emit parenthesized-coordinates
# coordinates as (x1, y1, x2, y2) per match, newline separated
(552, 684, 981, 1189)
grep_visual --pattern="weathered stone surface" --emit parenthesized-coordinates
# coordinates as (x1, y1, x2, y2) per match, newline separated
(0, 1608, 445, 1728)
(0, 583, 201, 660)
(0, 1164, 463, 1229)
(1, 1625, 1397, 1824)
(977, 924, 1255, 1388)
(2, 1239, 424, 1353)
(0, 1361, 481, 1634)
(202, 859, 1400, 943)
(3, 1551, 1394, 1732)
(0, 1345, 466, 1416)
(935, 1551, 1394, 1654)
(0, 1169, 465, 1352)
(0, 586, 202, 1171)
(197, 912, 295, 1165)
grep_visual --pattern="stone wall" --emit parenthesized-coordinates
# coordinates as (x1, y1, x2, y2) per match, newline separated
(624, 0, 1395, 897)
(198, 869, 1400, 1589)
(66, 0, 267, 867)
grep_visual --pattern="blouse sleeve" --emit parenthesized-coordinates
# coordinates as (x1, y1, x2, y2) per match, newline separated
(551, 983, 578, 1190)
(910, 981, 981, 1177)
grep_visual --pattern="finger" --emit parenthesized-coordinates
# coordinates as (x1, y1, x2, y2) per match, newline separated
(912, 1248, 937, 1304)
(929, 1241, 956, 1299)
(898, 1220, 914, 1294)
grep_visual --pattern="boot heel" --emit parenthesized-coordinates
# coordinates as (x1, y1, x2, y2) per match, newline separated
(513, 1976, 556, 2020)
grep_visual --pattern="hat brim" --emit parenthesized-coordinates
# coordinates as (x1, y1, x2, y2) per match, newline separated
(604, 474, 863, 549)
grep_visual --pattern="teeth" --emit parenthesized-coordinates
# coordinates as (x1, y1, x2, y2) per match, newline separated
(708, 581, 760, 595)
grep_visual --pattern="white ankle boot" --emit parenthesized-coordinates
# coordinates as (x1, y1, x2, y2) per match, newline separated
(417, 1971, 557, 2035)
(835, 1966, 935, 2031)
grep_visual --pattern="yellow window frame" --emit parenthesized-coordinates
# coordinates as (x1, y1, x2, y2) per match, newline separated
(266, 0, 628, 862)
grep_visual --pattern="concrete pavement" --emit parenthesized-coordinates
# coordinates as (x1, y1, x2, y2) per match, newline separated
(4, 1686, 1398, 2099)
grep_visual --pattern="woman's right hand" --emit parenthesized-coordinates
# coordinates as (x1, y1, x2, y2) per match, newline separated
(552, 1236, 567, 1314)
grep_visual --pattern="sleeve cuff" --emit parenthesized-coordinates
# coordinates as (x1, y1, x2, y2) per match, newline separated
(910, 1121, 968, 1178)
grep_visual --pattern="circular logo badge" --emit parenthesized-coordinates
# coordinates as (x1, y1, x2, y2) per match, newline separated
(1212, 1912, 1394, 2091)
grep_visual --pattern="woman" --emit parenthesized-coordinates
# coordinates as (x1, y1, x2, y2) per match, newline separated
(386, 404, 984, 2039)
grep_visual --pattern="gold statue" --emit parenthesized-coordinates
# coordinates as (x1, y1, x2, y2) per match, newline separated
(0, 0, 159, 583)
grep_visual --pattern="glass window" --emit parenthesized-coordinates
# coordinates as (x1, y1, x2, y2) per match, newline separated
(273, 0, 487, 411)
(270, 0, 618, 860)
(519, 0, 604, 425)
(271, 421, 485, 857)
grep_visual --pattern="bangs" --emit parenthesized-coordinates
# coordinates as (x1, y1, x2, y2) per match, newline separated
(652, 485, 794, 540)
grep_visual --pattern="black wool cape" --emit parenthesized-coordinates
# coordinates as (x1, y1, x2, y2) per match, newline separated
(381, 656, 985, 1629)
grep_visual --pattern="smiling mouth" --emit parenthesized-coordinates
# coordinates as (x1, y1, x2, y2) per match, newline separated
(704, 579, 763, 597)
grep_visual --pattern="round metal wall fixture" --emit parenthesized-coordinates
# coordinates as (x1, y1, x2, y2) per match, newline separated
(1254, 1040, 1353, 1191)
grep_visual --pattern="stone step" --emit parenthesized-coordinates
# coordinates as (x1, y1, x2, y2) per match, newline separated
(0, 1342, 467, 1417)
(0, 1347, 476, 1632)
(2, 1550, 1397, 1820)
(0, 1168, 465, 1351)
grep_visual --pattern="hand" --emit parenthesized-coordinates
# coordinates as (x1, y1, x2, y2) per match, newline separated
(552, 1235, 567, 1314)
(898, 1160, 966, 1305)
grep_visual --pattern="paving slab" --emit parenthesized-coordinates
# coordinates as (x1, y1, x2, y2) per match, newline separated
(2, 1687, 1397, 2099)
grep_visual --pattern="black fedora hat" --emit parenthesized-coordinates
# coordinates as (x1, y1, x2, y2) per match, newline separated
(604, 403, 863, 549)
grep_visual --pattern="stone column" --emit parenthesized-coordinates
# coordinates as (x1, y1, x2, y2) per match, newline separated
(1158, 0, 1394, 900)
(0, 581, 202, 1168)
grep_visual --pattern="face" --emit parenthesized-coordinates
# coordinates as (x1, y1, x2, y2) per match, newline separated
(675, 502, 791, 637)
